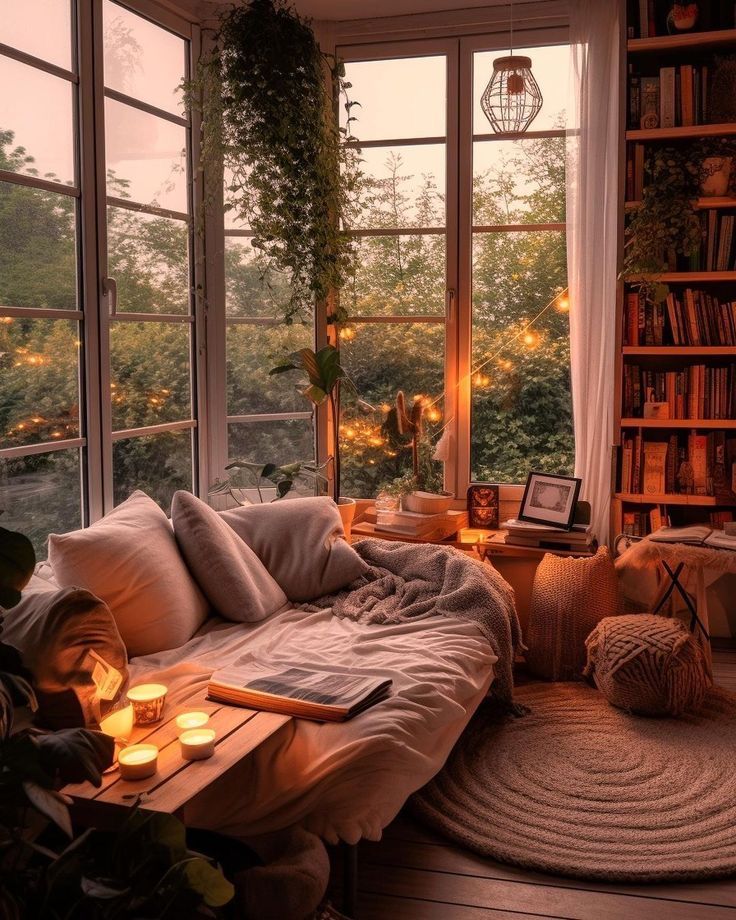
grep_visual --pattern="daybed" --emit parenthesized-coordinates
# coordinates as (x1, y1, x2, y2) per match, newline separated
(7, 491, 520, 847)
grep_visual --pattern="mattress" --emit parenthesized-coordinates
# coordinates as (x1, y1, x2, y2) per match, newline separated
(129, 606, 496, 844)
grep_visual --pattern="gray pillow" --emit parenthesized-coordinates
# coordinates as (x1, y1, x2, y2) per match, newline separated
(2, 580, 128, 728)
(219, 496, 369, 602)
(171, 491, 288, 623)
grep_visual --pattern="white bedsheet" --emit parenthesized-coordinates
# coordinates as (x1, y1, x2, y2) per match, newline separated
(129, 606, 495, 844)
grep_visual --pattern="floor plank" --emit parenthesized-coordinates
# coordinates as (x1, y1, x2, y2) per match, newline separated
(342, 651, 736, 919)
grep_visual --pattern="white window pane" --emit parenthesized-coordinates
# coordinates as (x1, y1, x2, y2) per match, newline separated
(227, 323, 311, 416)
(0, 450, 82, 558)
(108, 206, 190, 314)
(474, 45, 569, 134)
(103, 0, 186, 115)
(342, 56, 446, 141)
(105, 98, 187, 211)
(0, 57, 75, 185)
(0, 0, 73, 70)
(113, 429, 192, 509)
(228, 419, 314, 469)
(110, 322, 192, 430)
(350, 144, 445, 230)
(473, 137, 566, 225)
(1, 318, 81, 447)
(0, 182, 78, 310)
(471, 230, 572, 483)
(347, 234, 446, 316)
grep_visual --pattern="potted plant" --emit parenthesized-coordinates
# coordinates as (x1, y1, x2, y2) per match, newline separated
(270, 345, 360, 534)
(210, 458, 330, 506)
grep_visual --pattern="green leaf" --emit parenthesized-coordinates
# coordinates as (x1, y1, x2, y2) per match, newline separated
(183, 857, 234, 907)
(22, 781, 73, 837)
(275, 479, 294, 498)
(80, 876, 130, 899)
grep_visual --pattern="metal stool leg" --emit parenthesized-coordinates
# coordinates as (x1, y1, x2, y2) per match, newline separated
(341, 842, 358, 918)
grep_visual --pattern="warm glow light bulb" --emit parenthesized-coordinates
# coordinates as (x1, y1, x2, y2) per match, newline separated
(523, 331, 539, 347)
(556, 295, 570, 312)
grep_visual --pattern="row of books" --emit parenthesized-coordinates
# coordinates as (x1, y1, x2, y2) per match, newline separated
(622, 508, 735, 538)
(628, 1, 736, 39)
(622, 363, 736, 419)
(619, 430, 736, 498)
(629, 65, 710, 131)
(500, 518, 596, 553)
(359, 506, 468, 539)
(624, 289, 736, 348)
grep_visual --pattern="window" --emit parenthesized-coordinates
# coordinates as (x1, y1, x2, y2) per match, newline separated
(0, 1, 200, 554)
(336, 36, 573, 496)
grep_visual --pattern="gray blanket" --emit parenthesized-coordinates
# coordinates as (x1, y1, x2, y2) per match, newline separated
(310, 538, 522, 707)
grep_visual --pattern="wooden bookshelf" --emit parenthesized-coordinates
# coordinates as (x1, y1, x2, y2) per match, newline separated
(622, 346, 736, 356)
(615, 493, 717, 506)
(624, 271, 736, 282)
(620, 419, 736, 429)
(625, 197, 736, 211)
(627, 123, 736, 141)
(628, 29, 736, 53)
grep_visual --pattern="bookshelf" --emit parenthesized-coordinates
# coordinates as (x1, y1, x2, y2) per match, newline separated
(614, 6, 736, 540)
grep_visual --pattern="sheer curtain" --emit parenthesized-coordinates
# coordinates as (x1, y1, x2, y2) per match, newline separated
(566, 0, 622, 543)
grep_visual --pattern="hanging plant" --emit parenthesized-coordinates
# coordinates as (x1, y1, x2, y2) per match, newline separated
(186, 0, 362, 324)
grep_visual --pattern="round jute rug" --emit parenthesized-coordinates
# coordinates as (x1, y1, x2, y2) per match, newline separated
(412, 682, 736, 882)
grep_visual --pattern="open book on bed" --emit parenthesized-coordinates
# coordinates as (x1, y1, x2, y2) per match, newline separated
(207, 664, 392, 722)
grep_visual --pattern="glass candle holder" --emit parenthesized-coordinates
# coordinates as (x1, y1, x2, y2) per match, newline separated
(127, 683, 167, 724)
(99, 702, 134, 744)
(118, 743, 158, 780)
(179, 728, 216, 761)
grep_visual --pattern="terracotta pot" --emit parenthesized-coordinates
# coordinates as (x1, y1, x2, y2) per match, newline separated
(337, 497, 356, 539)
(700, 156, 733, 197)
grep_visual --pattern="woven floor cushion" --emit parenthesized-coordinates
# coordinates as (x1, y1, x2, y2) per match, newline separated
(584, 614, 710, 717)
(525, 546, 621, 681)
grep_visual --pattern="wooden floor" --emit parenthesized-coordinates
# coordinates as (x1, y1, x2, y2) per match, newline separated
(338, 649, 736, 920)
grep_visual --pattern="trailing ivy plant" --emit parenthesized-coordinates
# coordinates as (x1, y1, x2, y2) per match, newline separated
(186, 0, 363, 325)
(624, 139, 736, 301)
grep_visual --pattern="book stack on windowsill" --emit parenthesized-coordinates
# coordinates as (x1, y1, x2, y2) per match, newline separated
(500, 519, 597, 553)
(360, 506, 469, 541)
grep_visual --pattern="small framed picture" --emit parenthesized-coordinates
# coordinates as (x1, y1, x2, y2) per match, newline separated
(467, 484, 499, 529)
(518, 471, 582, 530)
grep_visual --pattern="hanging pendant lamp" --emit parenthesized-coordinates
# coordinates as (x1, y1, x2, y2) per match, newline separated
(480, 0, 543, 134)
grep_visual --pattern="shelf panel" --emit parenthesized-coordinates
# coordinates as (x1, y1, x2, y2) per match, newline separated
(628, 29, 736, 53)
(622, 346, 736, 356)
(625, 198, 736, 211)
(615, 493, 718, 506)
(624, 271, 736, 282)
(626, 123, 736, 141)
(620, 418, 736, 428)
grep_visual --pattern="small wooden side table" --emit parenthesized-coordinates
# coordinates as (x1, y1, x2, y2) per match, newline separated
(64, 695, 290, 824)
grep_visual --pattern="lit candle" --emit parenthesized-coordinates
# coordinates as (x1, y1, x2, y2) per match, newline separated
(175, 711, 210, 731)
(99, 704, 134, 742)
(179, 728, 216, 761)
(127, 683, 167, 724)
(118, 744, 158, 780)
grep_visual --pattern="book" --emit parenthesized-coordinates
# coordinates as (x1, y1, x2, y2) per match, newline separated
(643, 441, 668, 494)
(208, 663, 392, 722)
(502, 533, 597, 552)
(659, 66, 676, 128)
(366, 508, 468, 537)
(640, 76, 660, 129)
(501, 519, 592, 540)
(649, 524, 712, 545)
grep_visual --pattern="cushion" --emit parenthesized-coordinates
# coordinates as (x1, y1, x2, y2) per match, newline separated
(2, 579, 128, 729)
(171, 491, 288, 623)
(48, 491, 210, 657)
(219, 497, 369, 602)
(584, 614, 710, 717)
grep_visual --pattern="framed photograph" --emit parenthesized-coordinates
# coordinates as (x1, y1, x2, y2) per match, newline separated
(518, 472, 582, 530)
(467, 484, 499, 529)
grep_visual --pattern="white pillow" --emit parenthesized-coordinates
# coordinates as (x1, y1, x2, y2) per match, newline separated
(48, 491, 210, 656)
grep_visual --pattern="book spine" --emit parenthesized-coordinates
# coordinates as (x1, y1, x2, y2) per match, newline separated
(659, 67, 676, 129)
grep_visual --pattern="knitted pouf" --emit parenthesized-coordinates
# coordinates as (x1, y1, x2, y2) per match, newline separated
(525, 546, 621, 681)
(584, 614, 710, 717)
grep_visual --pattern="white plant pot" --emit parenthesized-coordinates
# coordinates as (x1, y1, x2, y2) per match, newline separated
(700, 156, 733, 197)
(337, 497, 356, 539)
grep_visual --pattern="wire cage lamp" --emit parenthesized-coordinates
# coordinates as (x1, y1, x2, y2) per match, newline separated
(480, 1, 543, 134)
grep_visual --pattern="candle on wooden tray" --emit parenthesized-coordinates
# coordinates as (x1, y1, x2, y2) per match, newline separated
(118, 743, 158, 780)
(179, 728, 216, 761)
(99, 703, 134, 743)
(127, 683, 167, 724)
(175, 711, 210, 731)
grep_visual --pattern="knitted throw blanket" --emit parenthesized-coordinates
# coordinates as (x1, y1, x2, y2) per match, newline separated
(308, 538, 522, 707)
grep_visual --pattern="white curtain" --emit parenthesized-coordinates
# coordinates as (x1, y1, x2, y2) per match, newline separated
(566, 0, 622, 544)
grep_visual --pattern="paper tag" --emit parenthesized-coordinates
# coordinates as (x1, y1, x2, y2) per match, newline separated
(88, 650, 123, 701)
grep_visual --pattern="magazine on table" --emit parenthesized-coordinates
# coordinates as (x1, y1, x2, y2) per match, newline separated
(207, 662, 392, 722)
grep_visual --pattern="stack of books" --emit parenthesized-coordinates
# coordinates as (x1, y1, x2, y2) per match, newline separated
(501, 519, 597, 553)
(360, 507, 468, 540)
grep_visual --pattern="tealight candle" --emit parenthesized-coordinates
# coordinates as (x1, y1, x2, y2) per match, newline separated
(175, 711, 210, 731)
(99, 703, 134, 743)
(127, 683, 167, 724)
(179, 728, 216, 761)
(118, 743, 158, 780)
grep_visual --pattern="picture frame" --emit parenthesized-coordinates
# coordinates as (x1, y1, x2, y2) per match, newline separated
(467, 484, 499, 529)
(518, 471, 582, 530)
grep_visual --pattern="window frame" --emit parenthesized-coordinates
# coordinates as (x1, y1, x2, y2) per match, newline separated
(336, 26, 569, 501)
